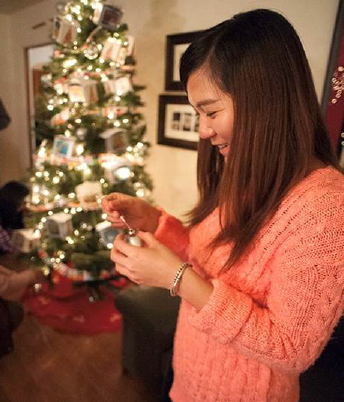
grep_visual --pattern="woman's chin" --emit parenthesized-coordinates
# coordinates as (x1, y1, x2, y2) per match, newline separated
(219, 145, 230, 157)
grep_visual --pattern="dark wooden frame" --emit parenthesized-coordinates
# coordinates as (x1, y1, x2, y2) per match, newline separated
(157, 94, 198, 150)
(321, 0, 344, 113)
(165, 30, 203, 91)
(24, 42, 54, 167)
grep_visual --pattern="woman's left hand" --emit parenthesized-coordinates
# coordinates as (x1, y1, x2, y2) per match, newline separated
(111, 232, 182, 288)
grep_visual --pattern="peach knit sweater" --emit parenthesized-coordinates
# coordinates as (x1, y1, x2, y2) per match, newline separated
(155, 166, 344, 402)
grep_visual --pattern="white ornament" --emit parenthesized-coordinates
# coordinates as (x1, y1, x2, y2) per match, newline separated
(11, 229, 40, 253)
(45, 213, 73, 239)
(75, 181, 102, 207)
(100, 154, 132, 183)
(52, 16, 79, 45)
(92, 4, 123, 30)
(100, 38, 122, 61)
(100, 128, 129, 154)
(68, 77, 98, 104)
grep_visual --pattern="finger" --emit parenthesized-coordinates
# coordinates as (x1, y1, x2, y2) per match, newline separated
(103, 193, 133, 212)
(102, 192, 122, 203)
(111, 246, 129, 266)
(137, 231, 158, 246)
(115, 263, 131, 278)
(113, 233, 137, 256)
(106, 214, 126, 227)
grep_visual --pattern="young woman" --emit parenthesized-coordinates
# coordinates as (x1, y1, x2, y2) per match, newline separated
(0, 181, 29, 254)
(102, 9, 344, 402)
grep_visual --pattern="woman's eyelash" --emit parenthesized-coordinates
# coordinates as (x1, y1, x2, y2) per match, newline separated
(206, 111, 217, 117)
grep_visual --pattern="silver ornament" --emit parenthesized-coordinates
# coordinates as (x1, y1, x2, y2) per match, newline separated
(84, 43, 100, 60)
(125, 230, 142, 247)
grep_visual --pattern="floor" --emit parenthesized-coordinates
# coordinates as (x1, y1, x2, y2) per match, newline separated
(0, 313, 160, 402)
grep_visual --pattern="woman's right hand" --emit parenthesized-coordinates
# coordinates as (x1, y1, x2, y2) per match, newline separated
(101, 192, 162, 233)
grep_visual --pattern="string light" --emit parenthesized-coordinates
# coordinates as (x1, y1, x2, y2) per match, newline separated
(66, 237, 74, 244)
(136, 188, 145, 197)
(63, 58, 77, 68)
(76, 144, 84, 155)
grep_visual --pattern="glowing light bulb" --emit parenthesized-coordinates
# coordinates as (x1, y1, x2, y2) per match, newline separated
(76, 144, 84, 155)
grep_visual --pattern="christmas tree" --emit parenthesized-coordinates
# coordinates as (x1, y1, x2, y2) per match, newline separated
(20, 0, 153, 286)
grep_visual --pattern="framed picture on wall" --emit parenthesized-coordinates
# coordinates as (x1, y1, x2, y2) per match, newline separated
(157, 95, 199, 150)
(165, 30, 203, 91)
(321, 0, 344, 163)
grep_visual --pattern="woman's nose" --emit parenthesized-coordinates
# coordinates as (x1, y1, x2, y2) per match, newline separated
(198, 117, 215, 139)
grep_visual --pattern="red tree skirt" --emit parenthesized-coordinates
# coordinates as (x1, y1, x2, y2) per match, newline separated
(23, 272, 127, 335)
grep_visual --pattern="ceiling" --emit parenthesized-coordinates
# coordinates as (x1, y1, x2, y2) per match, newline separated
(0, 0, 47, 14)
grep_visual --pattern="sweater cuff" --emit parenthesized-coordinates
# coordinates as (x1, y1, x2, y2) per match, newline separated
(188, 279, 253, 343)
(154, 208, 190, 259)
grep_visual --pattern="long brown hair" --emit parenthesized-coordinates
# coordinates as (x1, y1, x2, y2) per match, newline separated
(180, 9, 340, 270)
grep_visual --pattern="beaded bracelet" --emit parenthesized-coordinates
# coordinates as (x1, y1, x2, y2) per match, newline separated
(170, 262, 192, 297)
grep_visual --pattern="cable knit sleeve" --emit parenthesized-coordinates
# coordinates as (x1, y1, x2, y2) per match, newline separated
(0, 224, 16, 253)
(154, 208, 190, 262)
(188, 186, 344, 372)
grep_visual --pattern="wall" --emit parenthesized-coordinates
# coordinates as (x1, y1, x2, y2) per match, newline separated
(0, 0, 340, 219)
(0, 13, 16, 183)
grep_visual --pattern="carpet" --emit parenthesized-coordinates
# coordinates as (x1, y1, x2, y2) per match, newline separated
(23, 272, 127, 335)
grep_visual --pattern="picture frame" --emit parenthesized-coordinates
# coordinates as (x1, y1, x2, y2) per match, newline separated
(157, 95, 199, 150)
(92, 4, 123, 30)
(165, 31, 203, 91)
(52, 135, 76, 158)
(321, 0, 344, 161)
